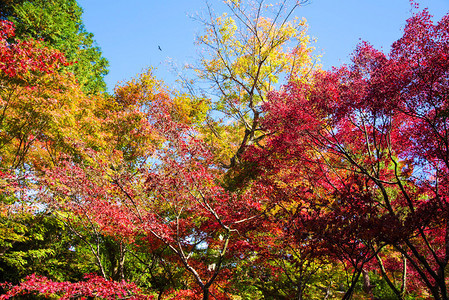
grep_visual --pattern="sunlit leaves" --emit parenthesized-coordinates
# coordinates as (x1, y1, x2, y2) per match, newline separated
(251, 9, 449, 299)
(194, 0, 316, 167)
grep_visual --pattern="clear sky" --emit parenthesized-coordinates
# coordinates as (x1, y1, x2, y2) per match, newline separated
(77, 0, 449, 93)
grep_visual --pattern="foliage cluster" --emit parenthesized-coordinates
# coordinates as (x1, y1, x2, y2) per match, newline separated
(0, 0, 109, 94)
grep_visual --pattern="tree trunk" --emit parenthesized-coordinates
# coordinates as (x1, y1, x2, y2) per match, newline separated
(118, 241, 126, 280)
(362, 269, 374, 299)
(297, 282, 304, 300)
(323, 280, 332, 300)
(342, 270, 362, 300)
(202, 288, 210, 300)
(400, 254, 407, 298)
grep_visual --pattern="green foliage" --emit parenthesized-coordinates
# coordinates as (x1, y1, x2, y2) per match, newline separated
(2, 0, 109, 93)
(0, 214, 99, 284)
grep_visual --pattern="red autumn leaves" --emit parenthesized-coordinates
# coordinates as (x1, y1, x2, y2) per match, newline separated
(1, 6, 449, 300)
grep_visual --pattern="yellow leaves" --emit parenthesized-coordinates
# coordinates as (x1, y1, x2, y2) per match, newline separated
(197, 10, 316, 100)
(172, 93, 210, 125)
(0, 63, 127, 171)
(199, 118, 246, 166)
(217, 15, 237, 42)
(225, 0, 241, 7)
(191, 3, 320, 166)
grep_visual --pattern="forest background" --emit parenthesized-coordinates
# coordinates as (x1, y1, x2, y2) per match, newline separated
(0, 0, 449, 299)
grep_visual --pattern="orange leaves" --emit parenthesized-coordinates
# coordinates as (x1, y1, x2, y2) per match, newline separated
(110, 69, 210, 163)
(114, 69, 169, 109)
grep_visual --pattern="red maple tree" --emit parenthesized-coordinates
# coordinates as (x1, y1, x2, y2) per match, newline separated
(250, 9, 449, 299)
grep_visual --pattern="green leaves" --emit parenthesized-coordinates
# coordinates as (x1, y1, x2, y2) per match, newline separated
(4, 0, 109, 94)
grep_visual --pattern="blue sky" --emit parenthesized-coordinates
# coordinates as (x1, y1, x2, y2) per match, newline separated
(77, 0, 449, 93)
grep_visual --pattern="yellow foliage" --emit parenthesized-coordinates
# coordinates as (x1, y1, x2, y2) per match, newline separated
(193, 1, 319, 167)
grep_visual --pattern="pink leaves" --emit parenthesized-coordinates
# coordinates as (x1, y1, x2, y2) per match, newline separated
(0, 21, 15, 39)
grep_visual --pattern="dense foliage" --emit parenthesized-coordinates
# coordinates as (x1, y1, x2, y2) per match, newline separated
(0, 0, 448, 299)
(0, 0, 109, 93)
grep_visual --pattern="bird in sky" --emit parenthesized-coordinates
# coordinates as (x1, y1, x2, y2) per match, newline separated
(158, 45, 162, 51)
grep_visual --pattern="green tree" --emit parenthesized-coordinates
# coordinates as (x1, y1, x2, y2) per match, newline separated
(1, 0, 109, 94)
(0, 214, 101, 285)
